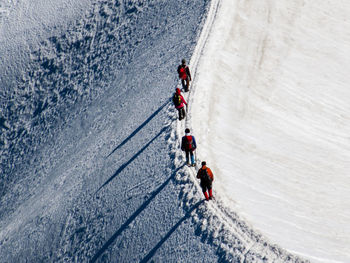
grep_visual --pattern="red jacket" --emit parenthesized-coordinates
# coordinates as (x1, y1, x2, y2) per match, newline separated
(174, 89, 187, 109)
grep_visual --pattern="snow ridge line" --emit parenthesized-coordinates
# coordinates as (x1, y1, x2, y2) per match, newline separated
(171, 0, 309, 261)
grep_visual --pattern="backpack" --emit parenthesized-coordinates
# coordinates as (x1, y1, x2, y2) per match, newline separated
(173, 93, 181, 107)
(201, 168, 212, 185)
(185, 136, 194, 150)
(179, 66, 187, 80)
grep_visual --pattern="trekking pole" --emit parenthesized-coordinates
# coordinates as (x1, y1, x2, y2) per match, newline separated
(195, 150, 198, 167)
(185, 104, 188, 120)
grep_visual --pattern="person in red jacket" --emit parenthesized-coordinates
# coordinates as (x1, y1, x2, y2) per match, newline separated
(177, 59, 192, 92)
(197, 161, 214, 201)
(172, 88, 187, 120)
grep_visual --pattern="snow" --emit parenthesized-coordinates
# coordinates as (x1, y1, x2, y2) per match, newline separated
(192, 0, 350, 262)
(0, 0, 349, 262)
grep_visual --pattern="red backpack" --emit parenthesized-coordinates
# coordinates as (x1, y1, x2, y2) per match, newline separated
(185, 136, 194, 150)
(179, 66, 187, 80)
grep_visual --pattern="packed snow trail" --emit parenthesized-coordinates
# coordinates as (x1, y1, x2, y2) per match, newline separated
(192, 0, 350, 262)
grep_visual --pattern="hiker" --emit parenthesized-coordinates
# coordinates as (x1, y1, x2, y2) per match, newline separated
(197, 161, 214, 201)
(181, 128, 197, 166)
(172, 88, 187, 120)
(177, 59, 192, 92)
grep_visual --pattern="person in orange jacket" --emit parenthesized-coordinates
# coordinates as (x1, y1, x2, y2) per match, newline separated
(196, 161, 214, 201)
(177, 59, 192, 92)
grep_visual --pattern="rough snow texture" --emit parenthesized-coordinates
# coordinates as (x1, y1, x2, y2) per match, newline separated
(0, 0, 220, 262)
(1, 0, 344, 262)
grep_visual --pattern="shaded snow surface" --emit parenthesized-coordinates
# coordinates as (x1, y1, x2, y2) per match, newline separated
(0, 0, 221, 262)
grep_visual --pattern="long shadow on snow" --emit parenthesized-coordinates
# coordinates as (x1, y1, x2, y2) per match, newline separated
(96, 125, 170, 193)
(90, 165, 185, 263)
(140, 200, 205, 263)
(106, 98, 171, 158)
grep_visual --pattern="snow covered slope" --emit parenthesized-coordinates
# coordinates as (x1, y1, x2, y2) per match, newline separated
(0, 0, 221, 262)
(192, 0, 350, 262)
(2, 0, 342, 262)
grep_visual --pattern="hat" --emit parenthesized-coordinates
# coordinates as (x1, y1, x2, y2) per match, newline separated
(201, 161, 206, 166)
(181, 59, 186, 64)
(185, 128, 190, 133)
(176, 88, 181, 94)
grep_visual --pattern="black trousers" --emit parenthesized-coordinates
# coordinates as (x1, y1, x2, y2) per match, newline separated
(200, 182, 212, 193)
(177, 107, 186, 120)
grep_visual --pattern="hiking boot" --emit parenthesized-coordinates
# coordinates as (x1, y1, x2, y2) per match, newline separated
(204, 192, 209, 201)
(209, 189, 213, 200)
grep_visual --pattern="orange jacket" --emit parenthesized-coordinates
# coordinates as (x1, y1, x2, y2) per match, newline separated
(197, 166, 214, 181)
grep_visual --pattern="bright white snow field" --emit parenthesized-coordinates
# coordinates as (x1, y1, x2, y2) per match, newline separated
(192, 0, 350, 262)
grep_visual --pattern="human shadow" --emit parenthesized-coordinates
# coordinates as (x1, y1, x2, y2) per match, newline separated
(90, 165, 184, 263)
(107, 98, 171, 158)
(96, 126, 170, 193)
(140, 200, 204, 263)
